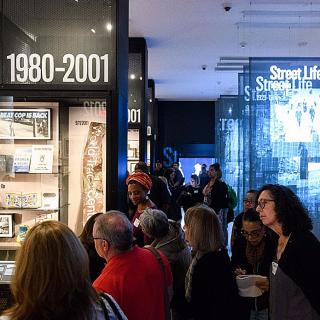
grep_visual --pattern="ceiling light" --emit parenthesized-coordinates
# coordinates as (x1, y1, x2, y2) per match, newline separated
(236, 22, 320, 28)
(242, 10, 320, 17)
(91, 29, 96, 34)
(130, 74, 136, 79)
(220, 56, 249, 62)
(106, 23, 112, 31)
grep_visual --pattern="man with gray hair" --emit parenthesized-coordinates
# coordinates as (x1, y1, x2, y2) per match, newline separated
(93, 210, 173, 320)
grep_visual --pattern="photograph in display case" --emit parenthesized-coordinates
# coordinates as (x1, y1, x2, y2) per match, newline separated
(0, 109, 51, 140)
(0, 214, 14, 238)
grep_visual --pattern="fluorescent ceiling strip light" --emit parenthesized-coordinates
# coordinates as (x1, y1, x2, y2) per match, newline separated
(236, 22, 320, 28)
(215, 67, 243, 71)
(217, 62, 248, 66)
(242, 10, 320, 17)
(220, 56, 249, 61)
(250, 0, 320, 4)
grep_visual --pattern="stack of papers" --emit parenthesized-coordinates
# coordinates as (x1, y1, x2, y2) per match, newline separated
(236, 274, 267, 297)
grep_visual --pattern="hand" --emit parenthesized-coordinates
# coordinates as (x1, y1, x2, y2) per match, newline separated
(234, 268, 247, 276)
(256, 278, 269, 293)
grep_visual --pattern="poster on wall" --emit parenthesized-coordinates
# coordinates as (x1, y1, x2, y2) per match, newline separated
(82, 122, 106, 226)
(0, 109, 51, 139)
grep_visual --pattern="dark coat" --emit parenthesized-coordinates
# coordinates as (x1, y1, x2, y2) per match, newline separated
(209, 179, 229, 214)
(190, 249, 239, 320)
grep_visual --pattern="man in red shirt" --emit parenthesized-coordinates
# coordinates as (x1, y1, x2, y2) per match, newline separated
(93, 210, 173, 320)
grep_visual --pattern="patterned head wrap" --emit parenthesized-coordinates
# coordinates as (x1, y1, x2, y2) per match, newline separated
(126, 171, 152, 191)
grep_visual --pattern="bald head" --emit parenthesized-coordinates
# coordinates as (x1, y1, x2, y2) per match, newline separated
(94, 211, 133, 251)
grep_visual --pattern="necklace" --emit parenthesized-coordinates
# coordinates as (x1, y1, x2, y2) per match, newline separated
(277, 233, 291, 261)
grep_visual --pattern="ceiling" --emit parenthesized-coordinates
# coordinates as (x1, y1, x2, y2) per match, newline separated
(129, 0, 320, 101)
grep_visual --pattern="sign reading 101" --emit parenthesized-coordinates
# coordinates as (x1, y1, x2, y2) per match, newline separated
(6, 53, 108, 84)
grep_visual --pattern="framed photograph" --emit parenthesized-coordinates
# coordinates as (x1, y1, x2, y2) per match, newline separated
(0, 214, 14, 238)
(0, 109, 51, 140)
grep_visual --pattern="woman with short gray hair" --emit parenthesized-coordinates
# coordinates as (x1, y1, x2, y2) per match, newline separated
(140, 209, 192, 320)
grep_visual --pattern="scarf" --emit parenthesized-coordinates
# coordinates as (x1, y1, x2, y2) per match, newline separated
(246, 239, 266, 273)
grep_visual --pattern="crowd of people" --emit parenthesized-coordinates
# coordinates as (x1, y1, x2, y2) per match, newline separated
(1, 161, 319, 320)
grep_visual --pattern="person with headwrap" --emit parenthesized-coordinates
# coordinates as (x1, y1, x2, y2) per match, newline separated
(126, 171, 157, 246)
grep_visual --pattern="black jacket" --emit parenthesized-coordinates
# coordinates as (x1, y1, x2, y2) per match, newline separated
(190, 249, 239, 320)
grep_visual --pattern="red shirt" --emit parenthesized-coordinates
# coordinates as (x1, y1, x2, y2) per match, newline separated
(93, 246, 173, 320)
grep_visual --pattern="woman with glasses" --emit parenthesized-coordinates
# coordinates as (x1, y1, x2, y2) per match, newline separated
(231, 209, 277, 320)
(256, 184, 320, 320)
(184, 204, 239, 320)
(231, 189, 258, 251)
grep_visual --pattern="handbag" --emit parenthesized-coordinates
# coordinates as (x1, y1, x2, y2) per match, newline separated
(144, 245, 171, 320)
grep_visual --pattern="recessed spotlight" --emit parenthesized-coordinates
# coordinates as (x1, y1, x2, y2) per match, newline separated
(130, 74, 136, 79)
(106, 23, 112, 31)
(91, 29, 96, 34)
(149, 99, 152, 103)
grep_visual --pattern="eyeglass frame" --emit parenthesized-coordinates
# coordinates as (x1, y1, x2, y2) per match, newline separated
(241, 227, 264, 239)
(257, 199, 275, 210)
(93, 237, 107, 241)
(243, 198, 255, 204)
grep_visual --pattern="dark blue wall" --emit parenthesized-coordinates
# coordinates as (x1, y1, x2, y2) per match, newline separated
(157, 101, 215, 163)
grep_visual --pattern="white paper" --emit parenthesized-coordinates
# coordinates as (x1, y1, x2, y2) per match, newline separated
(29, 145, 54, 173)
(236, 274, 267, 297)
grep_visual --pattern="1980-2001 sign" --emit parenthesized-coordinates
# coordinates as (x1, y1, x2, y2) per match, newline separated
(6, 53, 109, 84)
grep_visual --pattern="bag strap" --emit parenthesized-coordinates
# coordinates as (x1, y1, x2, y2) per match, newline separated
(99, 292, 124, 320)
(98, 294, 110, 320)
(144, 245, 171, 320)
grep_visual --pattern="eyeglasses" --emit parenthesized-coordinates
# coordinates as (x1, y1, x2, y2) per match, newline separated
(93, 237, 106, 241)
(257, 199, 275, 210)
(243, 199, 255, 205)
(241, 228, 263, 238)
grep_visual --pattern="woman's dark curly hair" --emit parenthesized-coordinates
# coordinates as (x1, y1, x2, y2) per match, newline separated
(257, 184, 312, 236)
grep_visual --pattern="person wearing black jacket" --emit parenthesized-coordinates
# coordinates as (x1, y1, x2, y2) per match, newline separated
(202, 163, 229, 244)
(231, 209, 277, 320)
(256, 184, 320, 320)
(184, 205, 239, 320)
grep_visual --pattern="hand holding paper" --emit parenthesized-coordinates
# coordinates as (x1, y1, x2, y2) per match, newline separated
(236, 274, 268, 297)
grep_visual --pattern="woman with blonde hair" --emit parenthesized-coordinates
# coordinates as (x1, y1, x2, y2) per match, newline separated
(184, 204, 239, 320)
(0, 220, 127, 320)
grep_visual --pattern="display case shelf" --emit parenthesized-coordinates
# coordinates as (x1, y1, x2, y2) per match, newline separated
(0, 208, 59, 213)
(0, 242, 20, 250)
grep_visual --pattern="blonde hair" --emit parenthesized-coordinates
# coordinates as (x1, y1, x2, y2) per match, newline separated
(5, 220, 97, 320)
(184, 204, 224, 251)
